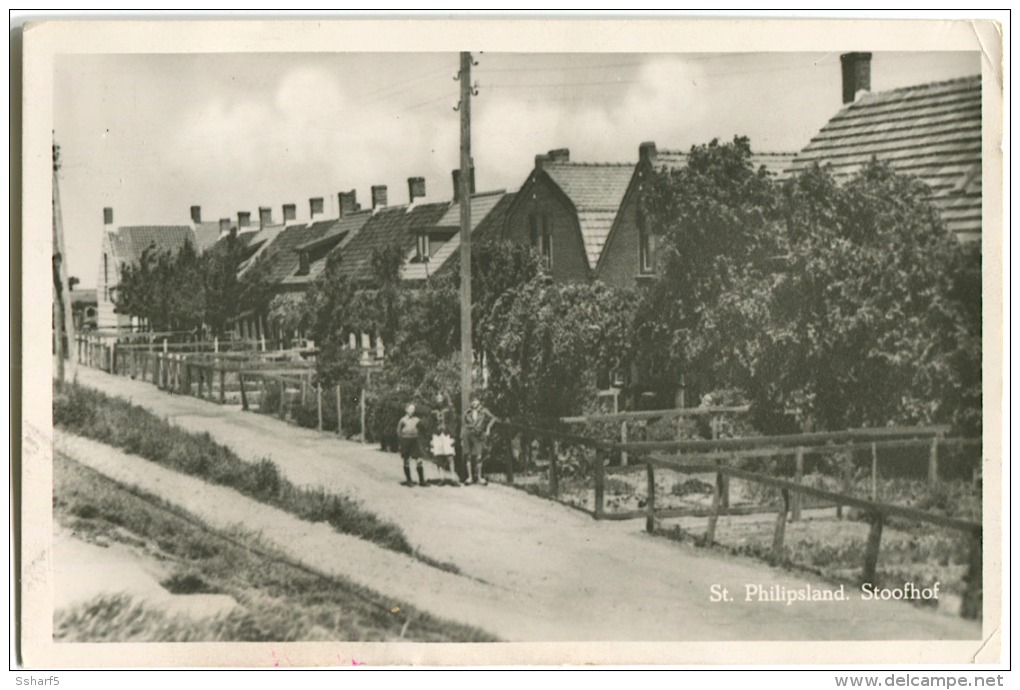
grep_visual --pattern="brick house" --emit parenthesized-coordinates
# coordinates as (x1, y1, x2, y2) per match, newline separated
(95, 207, 194, 332)
(596, 143, 794, 288)
(501, 149, 634, 284)
(788, 53, 981, 242)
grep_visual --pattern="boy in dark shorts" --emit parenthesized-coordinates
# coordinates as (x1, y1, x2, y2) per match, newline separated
(397, 403, 426, 487)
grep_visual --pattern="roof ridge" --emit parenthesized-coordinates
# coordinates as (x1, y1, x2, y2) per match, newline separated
(863, 74, 981, 98)
(545, 161, 634, 168)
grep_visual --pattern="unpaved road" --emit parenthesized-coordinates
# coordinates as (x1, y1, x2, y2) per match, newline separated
(69, 367, 981, 641)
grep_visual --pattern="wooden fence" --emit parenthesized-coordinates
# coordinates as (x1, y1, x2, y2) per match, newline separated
(493, 419, 982, 619)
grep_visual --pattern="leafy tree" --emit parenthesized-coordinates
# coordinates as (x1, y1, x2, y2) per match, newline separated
(637, 135, 981, 434)
(482, 278, 638, 420)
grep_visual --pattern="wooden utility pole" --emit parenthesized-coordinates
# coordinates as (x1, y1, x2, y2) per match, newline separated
(458, 51, 474, 452)
(52, 140, 77, 383)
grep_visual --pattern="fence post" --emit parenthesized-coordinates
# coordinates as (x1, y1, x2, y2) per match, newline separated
(301, 377, 308, 407)
(645, 461, 656, 534)
(961, 530, 982, 620)
(278, 380, 287, 420)
(219, 365, 226, 404)
(111, 342, 117, 373)
(593, 447, 606, 519)
(550, 440, 560, 497)
(360, 388, 367, 444)
(870, 442, 879, 501)
(792, 447, 804, 522)
(335, 384, 342, 435)
(317, 383, 323, 431)
(770, 488, 791, 565)
(862, 513, 884, 584)
(239, 373, 249, 411)
(620, 421, 628, 467)
(705, 467, 722, 545)
(928, 436, 940, 485)
(505, 428, 515, 484)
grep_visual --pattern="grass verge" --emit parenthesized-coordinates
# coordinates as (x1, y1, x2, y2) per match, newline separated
(54, 451, 495, 642)
(53, 381, 458, 573)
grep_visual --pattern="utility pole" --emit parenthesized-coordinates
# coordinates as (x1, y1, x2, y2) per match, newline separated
(52, 140, 77, 384)
(457, 51, 475, 452)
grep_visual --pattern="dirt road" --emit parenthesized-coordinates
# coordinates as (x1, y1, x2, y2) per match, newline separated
(69, 367, 981, 641)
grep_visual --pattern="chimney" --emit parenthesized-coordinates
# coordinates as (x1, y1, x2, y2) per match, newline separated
(840, 52, 872, 104)
(638, 141, 658, 167)
(408, 177, 426, 203)
(338, 190, 358, 217)
(259, 207, 272, 229)
(190, 205, 202, 224)
(309, 197, 324, 218)
(371, 185, 388, 210)
(219, 218, 231, 235)
(282, 204, 296, 222)
(547, 148, 570, 163)
(238, 211, 251, 228)
(103, 207, 114, 226)
(452, 168, 476, 203)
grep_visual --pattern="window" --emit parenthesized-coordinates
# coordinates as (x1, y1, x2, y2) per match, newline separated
(638, 209, 654, 274)
(529, 213, 553, 269)
(297, 251, 310, 276)
(416, 233, 431, 263)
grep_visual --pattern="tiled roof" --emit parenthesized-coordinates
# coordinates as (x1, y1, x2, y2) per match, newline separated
(787, 75, 981, 237)
(243, 220, 342, 288)
(543, 162, 634, 269)
(657, 150, 797, 180)
(237, 224, 287, 276)
(190, 222, 222, 253)
(339, 201, 451, 284)
(110, 226, 195, 267)
(282, 209, 373, 287)
(401, 190, 507, 281)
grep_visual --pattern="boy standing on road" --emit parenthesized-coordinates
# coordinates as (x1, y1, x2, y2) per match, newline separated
(397, 403, 426, 487)
(463, 395, 496, 485)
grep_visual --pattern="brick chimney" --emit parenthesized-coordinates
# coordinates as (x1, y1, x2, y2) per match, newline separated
(238, 211, 251, 228)
(547, 148, 570, 163)
(533, 153, 551, 173)
(452, 168, 476, 202)
(259, 207, 272, 229)
(371, 185, 388, 210)
(639, 141, 658, 167)
(282, 204, 296, 222)
(190, 205, 202, 224)
(309, 197, 324, 218)
(103, 207, 114, 226)
(338, 190, 358, 217)
(840, 52, 872, 104)
(408, 177, 426, 203)
(219, 218, 231, 235)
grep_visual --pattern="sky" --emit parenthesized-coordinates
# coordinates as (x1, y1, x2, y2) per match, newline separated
(54, 51, 980, 289)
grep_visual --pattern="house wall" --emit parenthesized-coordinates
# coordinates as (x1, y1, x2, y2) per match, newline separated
(95, 230, 130, 331)
(597, 164, 657, 289)
(502, 174, 591, 284)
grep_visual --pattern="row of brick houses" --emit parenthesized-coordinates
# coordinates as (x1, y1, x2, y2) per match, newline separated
(94, 54, 982, 350)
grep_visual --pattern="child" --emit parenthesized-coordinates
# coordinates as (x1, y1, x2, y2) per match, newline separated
(463, 395, 496, 485)
(397, 403, 426, 487)
(430, 392, 457, 486)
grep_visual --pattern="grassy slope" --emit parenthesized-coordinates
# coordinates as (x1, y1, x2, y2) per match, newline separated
(54, 451, 496, 642)
(53, 381, 456, 573)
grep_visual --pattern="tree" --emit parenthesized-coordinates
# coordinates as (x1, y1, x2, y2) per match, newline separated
(637, 135, 981, 433)
(482, 278, 638, 420)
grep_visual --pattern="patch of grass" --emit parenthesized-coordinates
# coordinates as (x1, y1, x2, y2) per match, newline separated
(53, 453, 496, 642)
(54, 381, 454, 567)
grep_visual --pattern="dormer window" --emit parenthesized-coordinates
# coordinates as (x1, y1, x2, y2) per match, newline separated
(416, 233, 431, 263)
(297, 250, 310, 276)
